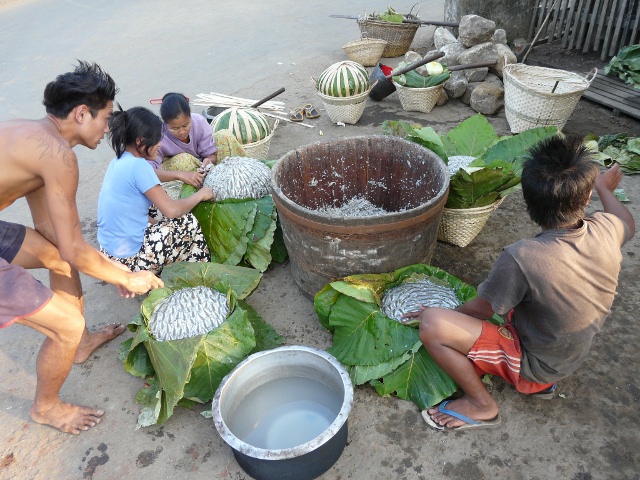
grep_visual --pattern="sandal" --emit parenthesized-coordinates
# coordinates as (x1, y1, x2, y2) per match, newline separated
(289, 107, 304, 122)
(303, 104, 320, 119)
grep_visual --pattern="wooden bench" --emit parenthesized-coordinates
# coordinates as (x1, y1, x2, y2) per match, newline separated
(581, 69, 640, 120)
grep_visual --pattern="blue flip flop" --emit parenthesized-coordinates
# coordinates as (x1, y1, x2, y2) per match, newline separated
(422, 400, 501, 432)
(529, 383, 556, 400)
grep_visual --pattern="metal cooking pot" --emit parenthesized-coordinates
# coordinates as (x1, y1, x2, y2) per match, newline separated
(212, 346, 354, 480)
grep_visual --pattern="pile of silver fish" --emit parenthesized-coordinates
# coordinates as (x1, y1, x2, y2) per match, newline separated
(447, 155, 475, 176)
(203, 156, 271, 200)
(381, 276, 460, 322)
(314, 196, 388, 217)
(148, 286, 230, 341)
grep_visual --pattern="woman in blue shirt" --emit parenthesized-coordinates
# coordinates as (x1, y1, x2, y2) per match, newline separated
(97, 106, 215, 274)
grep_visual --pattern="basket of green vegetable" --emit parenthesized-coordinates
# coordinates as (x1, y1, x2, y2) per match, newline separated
(381, 114, 560, 246)
(357, 8, 420, 58)
(392, 60, 450, 113)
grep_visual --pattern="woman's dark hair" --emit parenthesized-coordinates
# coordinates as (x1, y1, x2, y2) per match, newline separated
(521, 135, 600, 229)
(43, 60, 118, 118)
(108, 105, 162, 159)
(159, 92, 191, 122)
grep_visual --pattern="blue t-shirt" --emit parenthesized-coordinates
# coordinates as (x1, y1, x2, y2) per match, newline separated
(97, 151, 161, 257)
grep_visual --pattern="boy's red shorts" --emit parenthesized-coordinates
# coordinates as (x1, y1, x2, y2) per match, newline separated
(467, 315, 554, 395)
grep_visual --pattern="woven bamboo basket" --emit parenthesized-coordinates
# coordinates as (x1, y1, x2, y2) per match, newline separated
(503, 63, 596, 133)
(316, 88, 371, 124)
(437, 198, 504, 247)
(241, 119, 279, 160)
(342, 38, 388, 67)
(393, 81, 443, 113)
(357, 19, 419, 57)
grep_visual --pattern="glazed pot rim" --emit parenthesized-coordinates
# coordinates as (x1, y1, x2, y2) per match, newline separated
(270, 135, 449, 226)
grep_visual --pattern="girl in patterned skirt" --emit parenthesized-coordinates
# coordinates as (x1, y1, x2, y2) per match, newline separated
(97, 106, 215, 274)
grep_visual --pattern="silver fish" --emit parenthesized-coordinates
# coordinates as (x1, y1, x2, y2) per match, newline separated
(203, 156, 271, 201)
(148, 286, 230, 341)
(381, 277, 460, 323)
(447, 155, 475, 176)
(313, 196, 388, 217)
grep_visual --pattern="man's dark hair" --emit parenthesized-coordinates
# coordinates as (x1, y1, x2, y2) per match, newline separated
(159, 92, 191, 122)
(108, 106, 162, 159)
(522, 135, 600, 229)
(43, 60, 117, 118)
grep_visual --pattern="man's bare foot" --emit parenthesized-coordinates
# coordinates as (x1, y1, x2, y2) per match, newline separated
(74, 323, 126, 363)
(427, 396, 498, 429)
(30, 401, 104, 435)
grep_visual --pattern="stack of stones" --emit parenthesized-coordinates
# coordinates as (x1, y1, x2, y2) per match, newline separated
(427, 14, 518, 115)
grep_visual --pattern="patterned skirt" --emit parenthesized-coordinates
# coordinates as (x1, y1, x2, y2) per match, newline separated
(101, 213, 209, 275)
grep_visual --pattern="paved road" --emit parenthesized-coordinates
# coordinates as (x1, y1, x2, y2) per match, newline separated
(1, 1, 638, 479)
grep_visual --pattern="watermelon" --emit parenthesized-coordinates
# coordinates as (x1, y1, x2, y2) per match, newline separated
(316, 61, 370, 98)
(211, 107, 271, 144)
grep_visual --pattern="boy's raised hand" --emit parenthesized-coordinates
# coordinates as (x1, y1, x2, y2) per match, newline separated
(595, 164, 635, 240)
(595, 163, 623, 193)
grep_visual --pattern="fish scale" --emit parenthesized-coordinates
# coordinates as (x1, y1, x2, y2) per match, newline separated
(148, 286, 231, 341)
(203, 156, 271, 201)
(381, 278, 460, 322)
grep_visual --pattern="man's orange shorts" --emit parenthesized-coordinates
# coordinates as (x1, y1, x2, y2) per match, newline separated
(467, 317, 554, 395)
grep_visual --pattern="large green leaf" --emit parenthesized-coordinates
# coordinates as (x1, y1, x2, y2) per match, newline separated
(239, 299, 285, 354)
(159, 262, 262, 300)
(144, 335, 202, 424)
(119, 338, 154, 378)
(244, 196, 278, 271)
(183, 185, 257, 265)
(314, 284, 343, 332)
(407, 127, 448, 163)
(477, 126, 558, 173)
(441, 113, 499, 157)
(446, 163, 519, 208)
(181, 309, 256, 404)
(269, 220, 288, 263)
(347, 342, 421, 385)
(327, 295, 419, 366)
(371, 346, 458, 410)
(182, 185, 282, 270)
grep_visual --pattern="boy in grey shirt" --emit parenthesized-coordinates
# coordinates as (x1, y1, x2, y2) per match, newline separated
(404, 135, 634, 431)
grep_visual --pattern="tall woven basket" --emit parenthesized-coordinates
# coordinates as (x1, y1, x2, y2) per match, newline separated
(437, 198, 504, 247)
(342, 38, 388, 67)
(357, 19, 419, 57)
(316, 88, 371, 124)
(393, 82, 443, 113)
(242, 119, 279, 160)
(503, 63, 596, 133)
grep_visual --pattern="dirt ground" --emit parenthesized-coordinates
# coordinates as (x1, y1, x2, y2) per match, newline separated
(0, 1, 639, 480)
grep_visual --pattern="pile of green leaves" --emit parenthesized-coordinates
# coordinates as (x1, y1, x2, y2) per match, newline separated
(382, 114, 558, 208)
(315, 264, 486, 410)
(393, 66, 451, 88)
(180, 160, 287, 272)
(375, 6, 403, 23)
(604, 44, 640, 89)
(119, 262, 284, 427)
(585, 133, 640, 174)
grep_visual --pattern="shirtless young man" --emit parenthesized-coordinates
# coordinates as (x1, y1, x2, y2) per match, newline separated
(0, 61, 164, 434)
